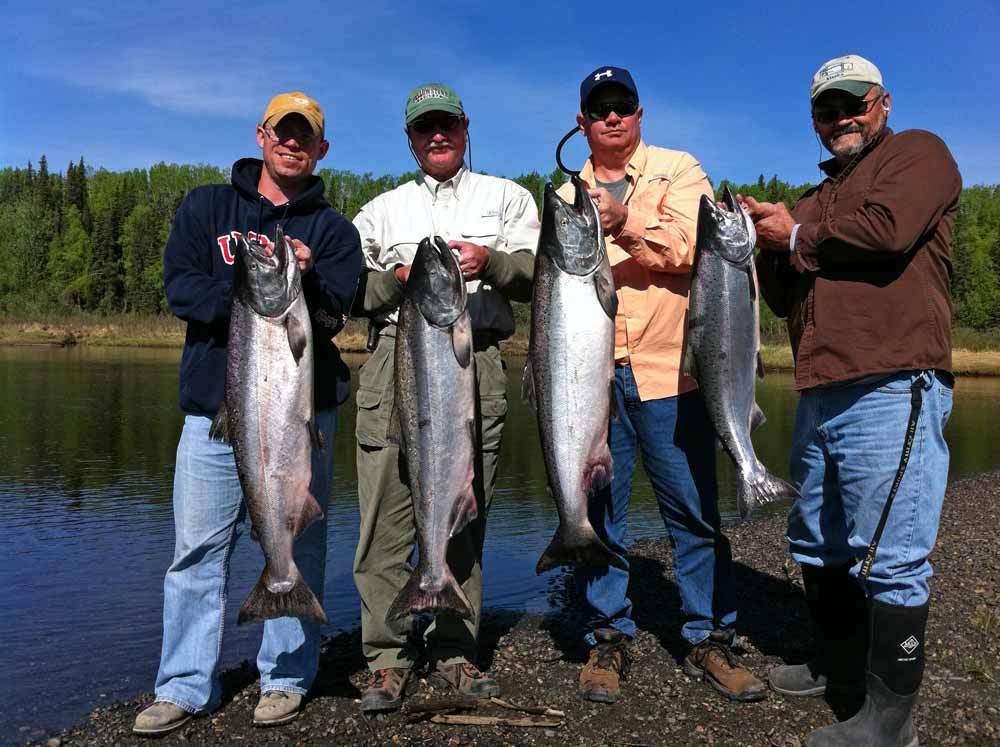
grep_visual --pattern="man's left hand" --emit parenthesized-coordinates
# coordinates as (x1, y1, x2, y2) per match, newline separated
(288, 238, 314, 273)
(588, 188, 628, 236)
(741, 195, 795, 253)
(449, 240, 490, 281)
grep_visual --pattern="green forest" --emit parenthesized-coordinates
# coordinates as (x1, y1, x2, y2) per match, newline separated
(0, 156, 998, 335)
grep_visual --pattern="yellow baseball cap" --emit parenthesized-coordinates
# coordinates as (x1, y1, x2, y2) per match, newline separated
(261, 92, 324, 137)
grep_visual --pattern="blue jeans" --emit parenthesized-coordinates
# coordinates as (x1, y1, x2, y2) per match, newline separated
(154, 410, 336, 714)
(788, 370, 953, 607)
(576, 364, 736, 647)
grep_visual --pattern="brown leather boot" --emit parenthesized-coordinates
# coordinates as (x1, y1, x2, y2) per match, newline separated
(684, 630, 767, 702)
(579, 629, 631, 703)
(360, 667, 412, 714)
(429, 661, 501, 699)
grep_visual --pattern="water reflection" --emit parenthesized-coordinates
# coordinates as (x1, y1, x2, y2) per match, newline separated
(2, 346, 998, 743)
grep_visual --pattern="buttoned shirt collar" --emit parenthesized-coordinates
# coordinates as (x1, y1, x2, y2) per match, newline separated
(417, 164, 467, 200)
(578, 140, 648, 187)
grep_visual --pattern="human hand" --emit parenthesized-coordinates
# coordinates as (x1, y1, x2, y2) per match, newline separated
(740, 195, 795, 253)
(287, 238, 314, 272)
(448, 240, 490, 281)
(587, 188, 628, 235)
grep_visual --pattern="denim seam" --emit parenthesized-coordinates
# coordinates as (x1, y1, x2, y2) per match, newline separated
(894, 409, 927, 606)
(214, 505, 242, 690)
(151, 693, 202, 715)
(261, 684, 308, 696)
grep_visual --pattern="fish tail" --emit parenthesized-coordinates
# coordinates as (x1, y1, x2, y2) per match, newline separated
(385, 566, 474, 622)
(535, 523, 627, 574)
(737, 471, 801, 520)
(237, 566, 327, 625)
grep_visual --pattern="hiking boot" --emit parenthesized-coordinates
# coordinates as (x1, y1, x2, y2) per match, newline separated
(684, 630, 767, 702)
(132, 701, 192, 735)
(579, 628, 631, 703)
(253, 691, 303, 726)
(361, 667, 412, 714)
(429, 661, 501, 699)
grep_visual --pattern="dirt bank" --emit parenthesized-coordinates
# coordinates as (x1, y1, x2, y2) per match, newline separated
(27, 472, 1000, 747)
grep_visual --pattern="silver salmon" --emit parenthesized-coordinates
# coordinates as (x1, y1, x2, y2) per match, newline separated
(387, 236, 477, 621)
(524, 177, 627, 574)
(210, 227, 326, 625)
(684, 188, 799, 519)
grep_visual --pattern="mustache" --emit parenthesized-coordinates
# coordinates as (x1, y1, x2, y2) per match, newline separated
(831, 124, 863, 139)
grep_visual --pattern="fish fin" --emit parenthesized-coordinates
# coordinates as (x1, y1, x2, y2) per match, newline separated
(308, 419, 324, 450)
(250, 523, 261, 542)
(747, 263, 757, 299)
(387, 401, 402, 447)
(594, 265, 618, 320)
(750, 402, 767, 433)
(736, 471, 800, 520)
(582, 444, 613, 494)
(608, 377, 618, 420)
(291, 492, 324, 538)
(451, 313, 473, 369)
(386, 565, 474, 621)
(682, 344, 698, 382)
(521, 358, 536, 410)
(285, 314, 307, 364)
(237, 566, 327, 625)
(449, 483, 479, 538)
(208, 403, 230, 443)
(757, 351, 765, 380)
(536, 523, 627, 574)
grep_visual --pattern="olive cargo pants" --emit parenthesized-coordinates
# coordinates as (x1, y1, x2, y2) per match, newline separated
(353, 327, 508, 671)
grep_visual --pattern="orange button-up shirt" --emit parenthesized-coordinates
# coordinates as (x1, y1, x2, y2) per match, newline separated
(558, 141, 713, 401)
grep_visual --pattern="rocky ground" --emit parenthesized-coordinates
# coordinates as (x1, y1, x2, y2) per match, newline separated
(29, 472, 999, 747)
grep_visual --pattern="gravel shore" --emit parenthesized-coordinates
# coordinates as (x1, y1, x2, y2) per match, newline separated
(29, 472, 999, 747)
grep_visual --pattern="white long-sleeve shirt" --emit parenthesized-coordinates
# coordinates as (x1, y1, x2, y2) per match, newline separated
(353, 166, 540, 335)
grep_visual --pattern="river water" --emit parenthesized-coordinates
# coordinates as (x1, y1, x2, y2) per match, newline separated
(2, 346, 999, 744)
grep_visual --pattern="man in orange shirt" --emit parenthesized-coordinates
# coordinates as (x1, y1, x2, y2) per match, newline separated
(560, 66, 766, 706)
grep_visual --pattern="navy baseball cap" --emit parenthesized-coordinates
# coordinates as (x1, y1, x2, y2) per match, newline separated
(580, 66, 639, 110)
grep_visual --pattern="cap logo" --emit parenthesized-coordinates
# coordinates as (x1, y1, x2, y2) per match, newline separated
(594, 69, 614, 81)
(819, 61, 854, 81)
(412, 87, 450, 103)
(900, 636, 919, 655)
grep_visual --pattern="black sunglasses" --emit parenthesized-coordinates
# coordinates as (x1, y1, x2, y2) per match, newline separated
(585, 99, 639, 121)
(812, 94, 882, 125)
(408, 116, 464, 135)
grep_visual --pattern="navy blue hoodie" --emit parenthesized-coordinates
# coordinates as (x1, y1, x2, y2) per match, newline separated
(163, 158, 362, 416)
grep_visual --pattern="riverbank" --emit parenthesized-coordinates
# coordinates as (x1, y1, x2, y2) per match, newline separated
(27, 471, 998, 747)
(4, 314, 1000, 376)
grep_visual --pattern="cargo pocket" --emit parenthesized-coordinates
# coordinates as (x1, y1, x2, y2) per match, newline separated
(355, 340, 395, 448)
(475, 346, 508, 453)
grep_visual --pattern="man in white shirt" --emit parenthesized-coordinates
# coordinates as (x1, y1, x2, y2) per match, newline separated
(352, 83, 539, 714)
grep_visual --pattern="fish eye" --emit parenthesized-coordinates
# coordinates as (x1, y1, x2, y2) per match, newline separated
(250, 262, 257, 270)
(560, 217, 569, 227)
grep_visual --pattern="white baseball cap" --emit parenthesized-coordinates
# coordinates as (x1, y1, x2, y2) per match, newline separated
(811, 55, 883, 101)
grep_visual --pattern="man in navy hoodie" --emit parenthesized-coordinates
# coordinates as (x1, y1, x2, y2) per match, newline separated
(133, 92, 362, 735)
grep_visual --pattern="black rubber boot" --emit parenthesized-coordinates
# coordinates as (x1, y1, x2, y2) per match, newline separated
(770, 564, 867, 707)
(806, 599, 929, 747)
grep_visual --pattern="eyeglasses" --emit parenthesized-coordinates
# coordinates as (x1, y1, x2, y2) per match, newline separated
(408, 115, 465, 135)
(585, 99, 639, 121)
(812, 94, 882, 125)
(261, 124, 320, 147)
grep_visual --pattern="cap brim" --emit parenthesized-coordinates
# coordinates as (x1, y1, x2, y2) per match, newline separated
(582, 81, 638, 110)
(812, 80, 875, 101)
(406, 100, 464, 124)
(264, 107, 323, 137)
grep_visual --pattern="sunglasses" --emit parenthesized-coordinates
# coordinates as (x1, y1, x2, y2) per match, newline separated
(812, 94, 882, 125)
(261, 124, 320, 147)
(585, 99, 639, 121)
(408, 116, 465, 135)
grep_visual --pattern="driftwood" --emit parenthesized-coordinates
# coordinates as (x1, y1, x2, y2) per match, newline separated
(429, 714, 563, 728)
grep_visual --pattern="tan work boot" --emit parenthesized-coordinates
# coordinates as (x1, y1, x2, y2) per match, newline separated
(361, 667, 413, 714)
(683, 630, 767, 702)
(579, 628, 631, 703)
(132, 701, 192, 735)
(429, 661, 501, 699)
(253, 691, 303, 726)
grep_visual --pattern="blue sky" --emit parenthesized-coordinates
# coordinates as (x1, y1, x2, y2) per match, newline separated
(2, 0, 997, 188)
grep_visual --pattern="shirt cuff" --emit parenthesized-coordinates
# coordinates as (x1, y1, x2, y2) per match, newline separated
(789, 224, 801, 253)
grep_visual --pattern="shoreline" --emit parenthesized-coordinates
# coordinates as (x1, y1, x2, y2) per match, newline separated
(24, 471, 999, 747)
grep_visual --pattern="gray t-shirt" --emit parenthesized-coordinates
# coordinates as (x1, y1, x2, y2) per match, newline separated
(595, 176, 629, 203)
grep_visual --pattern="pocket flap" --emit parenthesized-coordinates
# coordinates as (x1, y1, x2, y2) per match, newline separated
(356, 388, 383, 409)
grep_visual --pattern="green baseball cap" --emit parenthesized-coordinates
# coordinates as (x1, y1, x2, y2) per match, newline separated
(405, 83, 464, 124)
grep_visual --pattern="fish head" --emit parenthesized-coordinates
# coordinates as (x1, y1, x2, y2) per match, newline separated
(407, 235, 467, 328)
(696, 186, 757, 266)
(232, 226, 302, 317)
(539, 176, 605, 276)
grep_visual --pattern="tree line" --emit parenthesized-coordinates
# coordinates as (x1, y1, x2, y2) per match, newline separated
(0, 158, 997, 331)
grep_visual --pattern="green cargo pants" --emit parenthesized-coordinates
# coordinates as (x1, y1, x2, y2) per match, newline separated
(353, 325, 508, 672)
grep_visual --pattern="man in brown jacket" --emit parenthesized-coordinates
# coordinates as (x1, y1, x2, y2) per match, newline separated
(748, 55, 961, 747)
